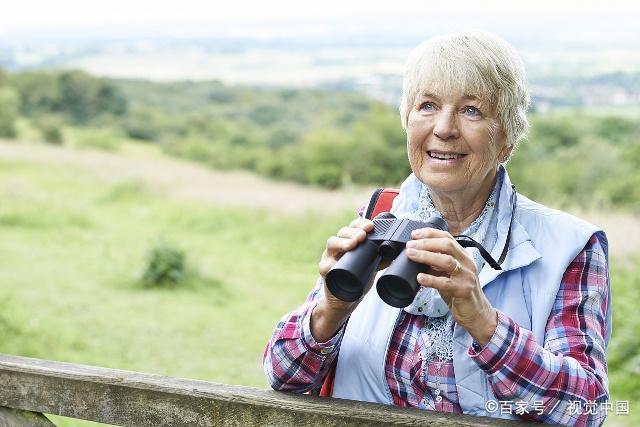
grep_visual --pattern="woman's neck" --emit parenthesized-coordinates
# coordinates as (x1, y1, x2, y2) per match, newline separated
(428, 170, 498, 236)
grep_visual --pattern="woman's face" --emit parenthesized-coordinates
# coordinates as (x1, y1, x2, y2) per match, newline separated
(406, 86, 511, 198)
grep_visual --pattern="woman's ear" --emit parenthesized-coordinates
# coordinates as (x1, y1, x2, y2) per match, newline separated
(499, 145, 514, 163)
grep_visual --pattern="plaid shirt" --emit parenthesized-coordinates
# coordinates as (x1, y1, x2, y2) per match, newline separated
(263, 234, 610, 426)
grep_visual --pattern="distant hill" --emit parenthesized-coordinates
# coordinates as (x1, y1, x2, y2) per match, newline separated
(2, 36, 640, 109)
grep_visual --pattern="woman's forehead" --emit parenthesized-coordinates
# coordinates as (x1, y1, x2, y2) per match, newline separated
(416, 64, 494, 101)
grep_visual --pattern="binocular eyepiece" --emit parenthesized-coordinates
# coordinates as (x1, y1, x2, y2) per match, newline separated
(325, 213, 448, 308)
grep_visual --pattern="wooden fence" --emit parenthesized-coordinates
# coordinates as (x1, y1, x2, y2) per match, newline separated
(0, 353, 540, 426)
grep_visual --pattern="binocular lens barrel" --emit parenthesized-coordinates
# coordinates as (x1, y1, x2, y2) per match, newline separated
(376, 248, 430, 308)
(325, 239, 381, 302)
(325, 215, 448, 307)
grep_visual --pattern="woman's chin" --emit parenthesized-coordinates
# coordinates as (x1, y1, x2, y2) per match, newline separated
(415, 171, 464, 194)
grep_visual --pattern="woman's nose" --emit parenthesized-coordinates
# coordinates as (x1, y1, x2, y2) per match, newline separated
(433, 109, 460, 141)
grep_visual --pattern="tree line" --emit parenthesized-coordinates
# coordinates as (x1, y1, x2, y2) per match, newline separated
(0, 68, 638, 210)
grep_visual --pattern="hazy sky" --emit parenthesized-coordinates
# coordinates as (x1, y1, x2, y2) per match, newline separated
(2, 0, 639, 39)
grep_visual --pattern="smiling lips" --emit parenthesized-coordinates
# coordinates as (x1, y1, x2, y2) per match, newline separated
(427, 150, 467, 160)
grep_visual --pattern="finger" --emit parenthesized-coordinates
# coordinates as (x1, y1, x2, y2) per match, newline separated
(417, 273, 468, 297)
(336, 226, 367, 242)
(406, 237, 473, 268)
(319, 256, 333, 277)
(406, 249, 462, 274)
(411, 227, 452, 240)
(349, 217, 374, 232)
(406, 237, 463, 258)
(326, 235, 359, 257)
(406, 236, 455, 251)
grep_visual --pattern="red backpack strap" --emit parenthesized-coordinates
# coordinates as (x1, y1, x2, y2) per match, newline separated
(319, 365, 335, 397)
(364, 188, 400, 220)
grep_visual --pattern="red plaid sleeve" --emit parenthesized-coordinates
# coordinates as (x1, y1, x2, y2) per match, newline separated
(263, 278, 344, 393)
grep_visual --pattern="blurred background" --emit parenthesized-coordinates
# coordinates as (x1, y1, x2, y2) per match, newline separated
(1, 1, 638, 425)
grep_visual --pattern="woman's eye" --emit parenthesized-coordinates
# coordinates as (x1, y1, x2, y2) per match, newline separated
(419, 102, 435, 112)
(463, 106, 481, 117)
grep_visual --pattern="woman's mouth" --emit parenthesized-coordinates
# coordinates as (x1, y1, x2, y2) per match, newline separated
(427, 151, 467, 162)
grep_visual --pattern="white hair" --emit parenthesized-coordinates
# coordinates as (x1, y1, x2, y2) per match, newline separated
(399, 31, 530, 147)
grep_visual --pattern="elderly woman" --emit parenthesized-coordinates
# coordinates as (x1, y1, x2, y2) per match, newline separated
(263, 32, 611, 426)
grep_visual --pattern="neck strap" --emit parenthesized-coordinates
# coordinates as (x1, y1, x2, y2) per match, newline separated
(454, 185, 517, 271)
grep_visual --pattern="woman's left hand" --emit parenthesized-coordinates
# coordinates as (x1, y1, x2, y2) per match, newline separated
(405, 227, 498, 347)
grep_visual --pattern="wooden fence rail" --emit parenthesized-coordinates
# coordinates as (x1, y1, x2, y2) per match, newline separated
(0, 354, 539, 426)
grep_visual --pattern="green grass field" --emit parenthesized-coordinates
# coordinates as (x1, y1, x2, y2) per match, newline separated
(0, 143, 638, 426)
(0, 150, 356, 425)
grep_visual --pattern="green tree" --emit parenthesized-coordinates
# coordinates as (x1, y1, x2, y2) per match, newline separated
(528, 114, 581, 153)
(596, 116, 640, 145)
(58, 71, 105, 123)
(10, 71, 60, 116)
(0, 87, 21, 138)
(10, 70, 127, 123)
(285, 128, 353, 188)
(348, 104, 409, 186)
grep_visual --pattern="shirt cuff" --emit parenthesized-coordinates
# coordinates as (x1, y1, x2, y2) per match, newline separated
(468, 309, 520, 374)
(301, 302, 345, 356)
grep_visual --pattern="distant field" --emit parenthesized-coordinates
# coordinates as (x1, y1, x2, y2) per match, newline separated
(66, 47, 408, 87)
(0, 140, 637, 426)
(23, 43, 640, 84)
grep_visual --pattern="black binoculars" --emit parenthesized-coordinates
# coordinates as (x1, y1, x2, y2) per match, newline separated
(325, 213, 448, 308)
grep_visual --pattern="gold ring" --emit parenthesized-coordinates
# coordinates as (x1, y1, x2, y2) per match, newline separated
(451, 259, 461, 275)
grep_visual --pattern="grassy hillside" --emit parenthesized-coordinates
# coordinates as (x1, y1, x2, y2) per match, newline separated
(0, 141, 638, 426)
(0, 144, 355, 425)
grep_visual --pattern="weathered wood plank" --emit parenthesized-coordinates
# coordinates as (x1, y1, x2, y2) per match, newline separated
(0, 407, 55, 427)
(0, 353, 539, 426)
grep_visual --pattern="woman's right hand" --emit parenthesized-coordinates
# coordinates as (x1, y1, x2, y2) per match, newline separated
(311, 217, 375, 342)
(319, 217, 374, 282)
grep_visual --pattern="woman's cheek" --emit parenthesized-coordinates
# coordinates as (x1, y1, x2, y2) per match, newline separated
(406, 135, 420, 167)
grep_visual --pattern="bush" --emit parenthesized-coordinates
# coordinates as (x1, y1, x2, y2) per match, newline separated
(35, 116, 64, 144)
(124, 107, 163, 141)
(141, 241, 187, 287)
